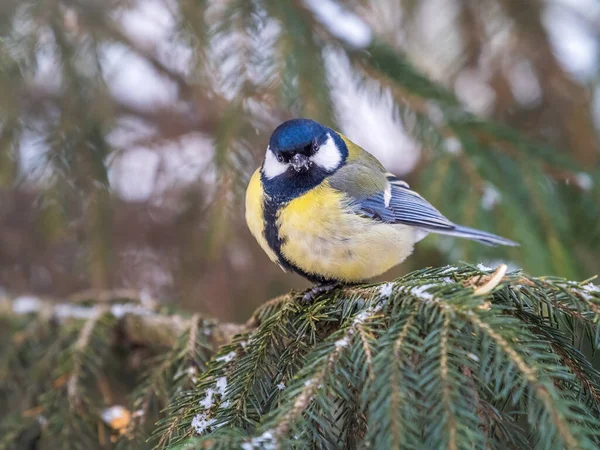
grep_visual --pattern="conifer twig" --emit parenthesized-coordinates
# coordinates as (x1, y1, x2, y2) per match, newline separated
(467, 314, 578, 449)
(2, 267, 600, 449)
(67, 305, 110, 407)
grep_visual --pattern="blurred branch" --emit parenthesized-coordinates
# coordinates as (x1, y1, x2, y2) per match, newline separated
(0, 293, 247, 349)
(22, 82, 220, 140)
(497, 0, 599, 166)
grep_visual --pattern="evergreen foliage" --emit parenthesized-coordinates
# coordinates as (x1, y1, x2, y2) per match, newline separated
(2, 265, 600, 449)
(1, 1, 600, 448)
(0, 0, 599, 306)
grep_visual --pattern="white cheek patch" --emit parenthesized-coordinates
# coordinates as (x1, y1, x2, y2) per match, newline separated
(311, 134, 342, 171)
(262, 146, 288, 179)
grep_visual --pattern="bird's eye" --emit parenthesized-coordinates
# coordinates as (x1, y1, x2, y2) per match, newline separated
(276, 154, 284, 163)
(311, 141, 319, 153)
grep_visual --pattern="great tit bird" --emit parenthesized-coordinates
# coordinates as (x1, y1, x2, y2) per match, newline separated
(246, 118, 517, 300)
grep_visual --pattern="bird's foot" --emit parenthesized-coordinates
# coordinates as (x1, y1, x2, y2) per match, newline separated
(300, 282, 340, 304)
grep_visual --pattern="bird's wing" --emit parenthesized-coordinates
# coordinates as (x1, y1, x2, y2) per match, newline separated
(329, 161, 518, 247)
(332, 167, 455, 230)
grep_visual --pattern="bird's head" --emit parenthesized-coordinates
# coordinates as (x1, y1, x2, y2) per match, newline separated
(262, 119, 348, 181)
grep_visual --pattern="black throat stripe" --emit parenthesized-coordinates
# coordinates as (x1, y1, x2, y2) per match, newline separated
(262, 196, 329, 284)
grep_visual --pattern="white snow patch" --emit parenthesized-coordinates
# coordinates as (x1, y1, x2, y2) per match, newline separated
(477, 263, 493, 272)
(199, 388, 215, 409)
(191, 412, 216, 435)
(335, 337, 350, 348)
(216, 376, 228, 395)
(12, 297, 155, 320)
(276, 382, 286, 391)
(467, 353, 480, 362)
(54, 304, 97, 320)
(353, 309, 373, 325)
(12, 296, 42, 314)
(110, 303, 153, 319)
(192, 376, 230, 434)
(576, 283, 600, 300)
(379, 283, 394, 298)
(241, 430, 277, 450)
(408, 284, 436, 300)
(439, 266, 458, 275)
(198, 377, 227, 410)
(216, 351, 236, 363)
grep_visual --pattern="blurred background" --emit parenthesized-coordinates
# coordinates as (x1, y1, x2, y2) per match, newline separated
(0, 0, 599, 322)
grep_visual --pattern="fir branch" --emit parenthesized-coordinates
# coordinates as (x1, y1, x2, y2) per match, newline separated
(256, 299, 385, 448)
(4, 266, 600, 449)
(440, 312, 458, 450)
(512, 307, 600, 416)
(39, 307, 116, 449)
(466, 313, 585, 449)
(187, 314, 201, 362)
(363, 300, 421, 449)
(122, 314, 215, 450)
(169, 266, 600, 450)
(0, 295, 242, 349)
(66, 305, 110, 407)
(0, 295, 226, 449)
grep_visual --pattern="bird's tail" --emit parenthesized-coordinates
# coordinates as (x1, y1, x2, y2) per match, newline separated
(433, 225, 519, 247)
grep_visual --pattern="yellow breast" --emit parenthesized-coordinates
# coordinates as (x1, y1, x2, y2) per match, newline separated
(246, 170, 417, 282)
(277, 181, 416, 282)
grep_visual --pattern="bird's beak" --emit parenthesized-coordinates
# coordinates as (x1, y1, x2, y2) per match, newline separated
(291, 153, 310, 172)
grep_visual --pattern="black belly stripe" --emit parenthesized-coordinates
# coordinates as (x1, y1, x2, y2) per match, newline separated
(262, 197, 329, 284)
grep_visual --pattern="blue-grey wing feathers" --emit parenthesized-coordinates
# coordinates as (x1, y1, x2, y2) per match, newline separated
(433, 224, 518, 247)
(349, 175, 518, 247)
